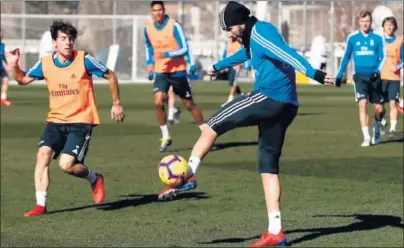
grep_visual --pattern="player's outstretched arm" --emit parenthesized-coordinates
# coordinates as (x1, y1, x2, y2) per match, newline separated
(6, 49, 36, 85)
(211, 47, 250, 73)
(250, 27, 333, 85)
(103, 69, 124, 123)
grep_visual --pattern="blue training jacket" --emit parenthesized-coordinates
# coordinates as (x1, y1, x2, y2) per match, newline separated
(336, 30, 385, 79)
(214, 21, 321, 106)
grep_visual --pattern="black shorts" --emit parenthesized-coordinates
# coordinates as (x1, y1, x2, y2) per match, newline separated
(153, 73, 193, 100)
(353, 74, 384, 104)
(39, 123, 93, 163)
(0, 69, 8, 79)
(207, 91, 298, 174)
(382, 80, 401, 102)
(207, 91, 298, 135)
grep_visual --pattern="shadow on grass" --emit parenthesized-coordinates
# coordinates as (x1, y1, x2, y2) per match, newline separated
(199, 214, 404, 246)
(47, 192, 209, 214)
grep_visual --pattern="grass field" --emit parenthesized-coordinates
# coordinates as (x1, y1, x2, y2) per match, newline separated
(1, 82, 403, 247)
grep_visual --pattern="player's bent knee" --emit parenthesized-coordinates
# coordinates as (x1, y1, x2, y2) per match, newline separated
(258, 148, 281, 174)
(58, 154, 76, 174)
(374, 104, 384, 113)
(202, 124, 217, 138)
(183, 100, 195, 110)
(36, 147, 53, 167)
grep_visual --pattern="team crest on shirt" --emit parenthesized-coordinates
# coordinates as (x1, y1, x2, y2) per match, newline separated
(370, 39, 374, 46)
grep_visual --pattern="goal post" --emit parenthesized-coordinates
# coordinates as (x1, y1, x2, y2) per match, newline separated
(1, 13, 151, 83)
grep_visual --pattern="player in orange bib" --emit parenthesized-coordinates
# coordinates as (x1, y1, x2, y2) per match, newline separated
(221, 34, 245, 106)
(145, 1, 204, 152)
(380, 16, 403, 136)
(6, 21, 125, 217)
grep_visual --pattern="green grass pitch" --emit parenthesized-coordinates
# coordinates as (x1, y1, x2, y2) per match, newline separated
(1, 82, 403, 247)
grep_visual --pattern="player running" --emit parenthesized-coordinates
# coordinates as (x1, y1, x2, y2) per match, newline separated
(144, 1, 204, 152)
(157, 2, 334, 246)
(221, 33, 244, 106)
(6, 21, 125, 217)
(1, 28, 12, 106)
(335, 11, 385, 146)
(380, 16, 403, 137)
(166, 38, 198, 125)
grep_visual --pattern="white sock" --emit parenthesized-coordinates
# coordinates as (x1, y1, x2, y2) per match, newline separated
(168, 108, 175, 120)
(188, 156, 201, 176)
(374, 122, 381, 133)
(160, 125, 170, 139)
(361, 126, 370, 140)
(87, 168, 97, 184)
(381, 118, 387, 126)
(36, 191, 47, 207)
(268, 211, 282, 235)
(1, 92, 7, 100)
(390, 120, 397, 132)
(227, 95, 234, 102)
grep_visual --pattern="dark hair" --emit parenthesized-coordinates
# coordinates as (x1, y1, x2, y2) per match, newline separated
(50, 20, 77, 40)
(359, 10, 372, 21)
(151, 1, 164, 9)
(382, 16, 398, 31)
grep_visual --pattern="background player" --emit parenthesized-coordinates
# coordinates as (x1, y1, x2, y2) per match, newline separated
(1, 28, 12, 106)
(335, 11, 385, 146)
(6, 21, 125, 217)
(221, 33, 244, 106)
(158, 2, 334, 247)
(144, 1, 204, 152)
(380, 16, 403, 136)
(165, 37, 198, 125)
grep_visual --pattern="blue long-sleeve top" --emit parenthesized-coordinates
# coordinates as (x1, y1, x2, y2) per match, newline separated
(214, 21, 321, 106)
(336, 30, 385, 79)
(144, 15, 188, 77)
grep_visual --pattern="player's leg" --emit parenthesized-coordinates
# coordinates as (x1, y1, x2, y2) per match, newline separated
(154, 74, 172, 152)
(167, 86, 181, 125)
(369, 78, 384, 145)
(250, 105, 297, 247)
(354, 76, 371, 146)
(25, 123, 64, 217)
(59, 124, 105, 204)
(386, 81, 400, 136)
(1, 71, 12, 106)
(158, 92, 273, 201)
(172, 75, 204, 126)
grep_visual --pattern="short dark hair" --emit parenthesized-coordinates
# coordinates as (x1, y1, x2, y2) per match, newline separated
(50, 20, 77, 40)
(382, 16, 398, 31)
(151, 1, 164, 9)
(359, 10, 372, 21)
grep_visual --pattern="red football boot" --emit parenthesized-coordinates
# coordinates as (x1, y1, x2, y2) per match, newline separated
(24, 205, 47, 217)
(91, 173, 105, 204)
(1, 99, 12, 106)
(249, 231, 287, 247)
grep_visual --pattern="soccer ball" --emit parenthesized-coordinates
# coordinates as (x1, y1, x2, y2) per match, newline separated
(158, 154, 189, 188)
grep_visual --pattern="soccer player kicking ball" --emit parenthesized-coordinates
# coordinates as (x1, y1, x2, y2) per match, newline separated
(158, 2, 334, 247)
(6, 21, 125, 217)
(335, 11, 386, 146)
(380, 16, 403, 137)
(144, 1, 204, 152)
